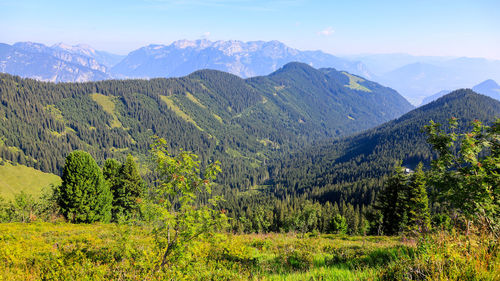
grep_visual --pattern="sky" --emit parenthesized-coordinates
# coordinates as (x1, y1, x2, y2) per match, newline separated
(1, 0, 499, 59)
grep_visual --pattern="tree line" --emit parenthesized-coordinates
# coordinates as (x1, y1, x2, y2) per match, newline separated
(1, 117, 498, 239)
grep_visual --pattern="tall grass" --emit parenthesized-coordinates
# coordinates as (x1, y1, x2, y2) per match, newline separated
(0, 223, 498, 280)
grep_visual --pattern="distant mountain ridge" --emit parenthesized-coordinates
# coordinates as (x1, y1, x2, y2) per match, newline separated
(421, 79, 500, 105)
(0, 42, 110, 82)
(349, 54, 500, 105)
(111, 39, 371, 79)
(0, 40, 371, 83)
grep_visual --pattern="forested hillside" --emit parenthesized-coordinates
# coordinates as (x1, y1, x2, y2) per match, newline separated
(0, 62, 411, 194)
(265, 90, 500, 208)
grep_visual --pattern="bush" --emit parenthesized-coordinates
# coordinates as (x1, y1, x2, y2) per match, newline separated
(380, 233, 500, 280)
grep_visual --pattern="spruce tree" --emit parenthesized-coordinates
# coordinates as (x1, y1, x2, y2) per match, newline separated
(376, 163, 408, 235)
(114, 155, 144, 220)
(58, 151, 112, 223)
(405, 163, 431, 233)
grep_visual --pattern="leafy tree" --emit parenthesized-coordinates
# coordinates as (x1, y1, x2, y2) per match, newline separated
(330, 214, 348, 234)
(57, 151, 112, 223)
(10, 191, 36, 223)
(149, 137, 227, 269)
(425, 118, 500, 236)
(295, 201, 320, 236)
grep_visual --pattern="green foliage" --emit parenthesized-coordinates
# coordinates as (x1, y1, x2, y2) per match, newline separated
(267, 89, 500, 217)
(425, 118, 500, 236)
(57, 151, 112, 223)
(0, 222, 411, 280)
(104, 155, 145, 221)
(9, 191, 36, 223)
(149, 136, 228, 269)
(375, 162, 431, 235)
(380, 233, 500, 280)
(405, 163, 431, 232)
(376, 163, 408, 235)
(330, 214, 348, 234)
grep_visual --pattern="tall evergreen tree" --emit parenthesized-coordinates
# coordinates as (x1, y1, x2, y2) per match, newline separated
(114, 155, 144, 220)
(376, 163, 409, 235)
(57, 151, 112, 223)
(405, 163, 431, 233)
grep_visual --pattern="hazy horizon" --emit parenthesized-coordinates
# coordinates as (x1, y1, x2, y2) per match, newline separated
(1, 0, 499, 59)
(3, 39, 500, 63)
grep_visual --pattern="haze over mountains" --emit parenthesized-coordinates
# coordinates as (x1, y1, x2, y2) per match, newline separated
(421, 79, 500, 105)
(111, 40, 371, 79)
(2, 40, 500, 105)
(0, 40, 370, 82)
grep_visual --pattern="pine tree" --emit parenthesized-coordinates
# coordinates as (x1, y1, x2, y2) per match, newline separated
(102, 158, 123, 221)
(58, 151, 112, 223)
(115, 155, 144, 220)
(376, 163, 409, 235)
(405, 163, 431, 233)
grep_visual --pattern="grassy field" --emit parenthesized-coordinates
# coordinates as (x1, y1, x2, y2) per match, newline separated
(0, 222, 498, 280)
(342, 72, 372, 92)
(90, 93, 123, 128)
(0, 222, 403, 280)
(0, 160, 61, 200)
(160, 95, 204, 131)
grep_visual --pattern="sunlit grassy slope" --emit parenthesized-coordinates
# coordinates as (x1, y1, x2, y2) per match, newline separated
(0, 222, 403, 280)
(0, 222, 497, 280)
(0, 159, 61, 200)
(342, 72, 372, 92)
(90, 93, 123, 128)
(160, 95, 204, 131)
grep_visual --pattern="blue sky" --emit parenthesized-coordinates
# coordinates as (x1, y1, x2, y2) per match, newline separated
(1, 0, 499, 59)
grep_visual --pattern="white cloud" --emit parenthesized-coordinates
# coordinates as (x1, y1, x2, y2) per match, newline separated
(317, 27, 335, 36)
(202, 31, 211, 38)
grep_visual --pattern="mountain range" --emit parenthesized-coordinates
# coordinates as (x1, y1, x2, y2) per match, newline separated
(2, 40, 500, 106)
(348, 54, 500, 104)
(0, 62, 412, 192)
(1, 54, 499, 217)
(0, 40, 370, 82)
(421, 79, 500, 105)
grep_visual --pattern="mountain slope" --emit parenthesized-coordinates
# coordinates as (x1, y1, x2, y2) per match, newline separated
(374, 57, 500, 105)
(421, 79, 500, 105)
(111, 39, 371, 79)
(267, 89, 500, 205)
(420, 90, 452, 105)
(0, 158, 61, 200)
(473, 79, 500, 100)
(51, 43, 125, 68)
(0, 63, 411, 192)
(0, 42, 110, 82)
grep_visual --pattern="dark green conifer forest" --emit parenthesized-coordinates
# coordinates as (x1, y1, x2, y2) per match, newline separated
(0, 68, 499, 280)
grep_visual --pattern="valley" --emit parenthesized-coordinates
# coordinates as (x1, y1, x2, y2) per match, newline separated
(1, 2, 500, 277)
